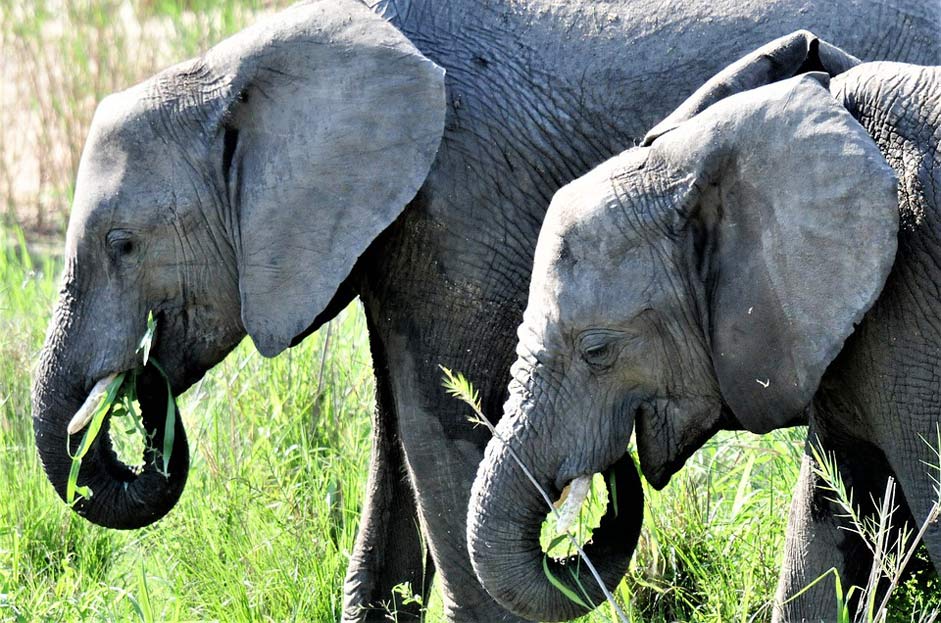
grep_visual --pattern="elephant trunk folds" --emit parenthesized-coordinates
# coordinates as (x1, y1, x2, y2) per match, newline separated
(32, 347, 189, 530)
(467, 419, 643, 621)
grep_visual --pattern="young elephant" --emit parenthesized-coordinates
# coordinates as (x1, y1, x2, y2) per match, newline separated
(468, 33, 941, 622)
(32, 1, 941, 618)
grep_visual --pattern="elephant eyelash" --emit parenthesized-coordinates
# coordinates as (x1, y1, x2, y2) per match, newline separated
(106, 229, 137, 260)
(583, 342, 612, 361)
(577, 331, 627, 370)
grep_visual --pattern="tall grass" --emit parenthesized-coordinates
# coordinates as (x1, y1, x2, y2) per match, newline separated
(1, 230, 805, 621)
(616, 430, 804, 623)
(2, 1, 940, 620)
(0, 236, 937, 620)
(0, 229, 380, 621)
(0, 0, 290, 234)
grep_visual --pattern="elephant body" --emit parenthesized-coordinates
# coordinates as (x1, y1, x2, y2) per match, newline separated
(468, 31, 941, 622)
(31, 1, 941, 621)
(353, 6, 941, 618)
(777, 62, 941, 620)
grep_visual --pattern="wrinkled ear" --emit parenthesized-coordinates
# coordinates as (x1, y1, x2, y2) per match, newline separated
(653, 73, 898, 433)
(644, 30, 859, 144)
(204, 1, 445, 357)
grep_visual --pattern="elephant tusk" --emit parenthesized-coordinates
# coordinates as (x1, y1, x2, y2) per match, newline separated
(555, 475, 592, 533)
(67, 373, 119, 436)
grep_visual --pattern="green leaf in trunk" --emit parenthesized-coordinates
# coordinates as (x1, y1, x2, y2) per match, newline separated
(543, 554, 591, 610)
(66, 372, 127, 505)
(137, 311, 156, 366)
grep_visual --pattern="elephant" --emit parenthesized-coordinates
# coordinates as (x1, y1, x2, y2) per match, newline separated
(467, 30, 941, 622)
(30, 0, 941, 620)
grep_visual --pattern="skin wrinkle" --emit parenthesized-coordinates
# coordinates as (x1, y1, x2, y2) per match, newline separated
(156, 101, 237, 293)
(167, 168, 231, 348)
(515, 60, 941, 621)
(39, 2, 941, 619)
(492, 63, 912, 616)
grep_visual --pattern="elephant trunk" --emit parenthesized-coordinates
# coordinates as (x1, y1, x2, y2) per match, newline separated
(32, 313, 189, 529)
(467, 410, 642, 621)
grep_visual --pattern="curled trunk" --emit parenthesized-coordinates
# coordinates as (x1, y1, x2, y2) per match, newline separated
(33, 353, 189, 529)
(468, 433, 642, 622)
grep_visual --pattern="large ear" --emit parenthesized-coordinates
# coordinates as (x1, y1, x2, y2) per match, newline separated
(204, 1, 446, 357)
(644, 30, 859, 144)
(651, 73, 898, 433)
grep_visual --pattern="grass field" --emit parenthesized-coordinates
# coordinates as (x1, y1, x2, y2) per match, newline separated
(0, 227, 806, 622)
(1, 1, 939, 622)
(3, 231, 934, 622)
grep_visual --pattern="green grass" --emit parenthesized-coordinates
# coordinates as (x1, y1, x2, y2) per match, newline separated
(2, 1, 939, 620)
(0, 230, 379, 621)
(0, 230, 838, 621)
(617, 431, 801, 623)
(0, 233, 937, 621)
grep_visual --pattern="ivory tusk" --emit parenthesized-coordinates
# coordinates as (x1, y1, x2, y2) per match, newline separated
(67, 373, 119, 436)
(555, 475, 592, 533)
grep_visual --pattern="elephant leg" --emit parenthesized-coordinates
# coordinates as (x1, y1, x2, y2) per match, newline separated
(358, 295, 529, 621)
(383, 335, 530, 623)
(774, 430, 907, 623)
(774, 452, 871, 622)
(879, 432, 941, 572)
(343, 324, 434, 623)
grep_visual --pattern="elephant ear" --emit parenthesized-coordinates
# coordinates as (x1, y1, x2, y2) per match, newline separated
(644, 30, 859, 144)
(652, 73, 898, 433)
(204, 1, 446, 357)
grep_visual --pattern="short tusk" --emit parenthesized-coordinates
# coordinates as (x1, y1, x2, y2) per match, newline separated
(67, 373, 119, 436)
(555, 475, 592, 533)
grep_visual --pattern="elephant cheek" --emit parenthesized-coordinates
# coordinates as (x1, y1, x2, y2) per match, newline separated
(635, 397, 723, 489)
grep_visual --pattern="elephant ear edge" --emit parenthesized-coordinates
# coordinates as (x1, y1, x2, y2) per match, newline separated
(207, 1, 447, 357)
(653, 73, 899, 433)
(644, 30, 860, 145)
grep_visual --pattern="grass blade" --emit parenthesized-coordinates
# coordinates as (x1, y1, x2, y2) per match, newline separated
(149, 359, 176, 476)
(543, 555, 591, 610)
(66, 371, 127, 504)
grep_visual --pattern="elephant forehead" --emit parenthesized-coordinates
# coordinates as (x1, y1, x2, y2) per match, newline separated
(540, 152, 656, 273)
(528, 164, 667, 339)
(85, 54, 222, 160)
(87, 83, 167, 148)
(526, 234, 660, 338)
(68, 94, 189, 246)
(78, 94, 174, 188)
(544, 149, 648, 231)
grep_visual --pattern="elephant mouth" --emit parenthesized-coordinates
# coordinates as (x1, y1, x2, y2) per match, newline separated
(544, 452, 640, 560)
(59, 363, 189, 528)
(468, 437, 643, 621)
(68, 365, 178, 475)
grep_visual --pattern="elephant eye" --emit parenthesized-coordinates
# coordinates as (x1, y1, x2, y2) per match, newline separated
(106, 230, 137, 259)
(578, 331, 622, 371)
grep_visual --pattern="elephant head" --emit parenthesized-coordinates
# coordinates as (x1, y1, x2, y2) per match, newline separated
(33, 1, 445, 529)
(467, 32, 900, 621)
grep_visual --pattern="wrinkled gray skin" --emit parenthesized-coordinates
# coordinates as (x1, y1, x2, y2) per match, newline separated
(32, 0, 941, 619)
(469, 31, 941, 622)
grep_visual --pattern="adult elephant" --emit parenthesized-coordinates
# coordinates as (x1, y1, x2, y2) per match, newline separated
(468, 31, 941, 622)
(31, 0, 941, 620)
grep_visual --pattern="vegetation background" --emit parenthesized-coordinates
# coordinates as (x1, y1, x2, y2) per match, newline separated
(0, 1, 936, 621)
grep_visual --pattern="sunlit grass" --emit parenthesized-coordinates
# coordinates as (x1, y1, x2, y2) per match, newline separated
(3, 1, 940, 619)
(2, 228, 939, 620)
(0, 229, 376, 621)
(0, 0, 292, 232)
(0, 221, 804, 622)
